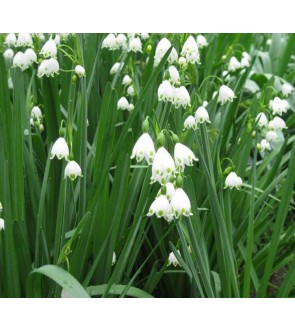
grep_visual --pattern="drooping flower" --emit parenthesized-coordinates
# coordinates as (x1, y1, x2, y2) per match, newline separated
(172, 86, 191, 109)
(257, 139, 271, 152)
(225, 172, 243, 189)
(151, 147, 176, 185)
(228, 56, 241, 72)
(147, 195, 172, 222)
(130, 133, 155, 165)
(167, 251, 181, 267)
(197, 35, 208, 48)
(281, 82, 294, 97)
(102, 33, 118, 50)
(195, 106, 211, 124)
(170, 188, 192, 218)
(0, 218, 5, 231)
(181, 35, 200, 64)
(110, 62, 124, 75)
(174, 143, 197, 171)
(168, 65, 180, 85)
(268, 116, 287, 131)
(50, 137, 69, 160)
(242, 51, 251, 61)
(75, 65, 86, 77)
(13, 52, 26, 70)
(3, 48, 14, 60)
(122, 75, 132, 86)
(128, 103, 134, 112)
(157, 182, 176, 201)
(117, 97, 129, 110)
(154, 38, 172, 66)
(240, 57, 250, 68)
(265, 130, 278, 142)
(127, 85, 135, 96)
(24, 48, 37, 66)
(178, 56, 187, 69)
(16, 33, 33, 47)
(40, 39, 57, 58)
(37, 58, 59, 77)
(218, 85, 235, 105)
(5, 33, 17, 46)
(128, 37, 142, 53)
(158, 80, 174, 102)
(256, 112, 268, 127)
(116, 34, 127, 49)
(269, 97, 289, 116)
(184, 115, 197, 130)
(64, 160, 82, 180)
(30, 106, 42, 126)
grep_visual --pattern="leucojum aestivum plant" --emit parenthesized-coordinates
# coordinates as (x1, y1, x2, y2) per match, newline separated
(0, 33, 295, 298)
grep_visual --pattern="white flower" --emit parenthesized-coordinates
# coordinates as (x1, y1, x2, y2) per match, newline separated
(24, 48, 37, 66)
(131, 133, 155, 165)
(4, 48, 14, 60)
(38, 33, 45, 42)
(281, 82, 294, 97)
(174, 143, 197, 171)
(157, 182, 176, 202)
(110, 62, 124, 75)
(240, 57, 250, 68)
(13, 52, 26, 70)
(242, 51, 251, 61)
(167, 251, 181, 267)
(5, 33, 17, 46)
(128, 37, 142, 53)
(265, 130, 278, 142)
(197, 35, 208, 48)
(168, 65, 180, 85)
(172, 86, 191, 108)
(268, 116, 287, 131)
(127, 85, 135, 96)
(269, 97, 289, 116)
(102, 33, 118, 50)
(184, 115, 197, 130)
(225, 172, 243, 189)
(64, 160, 82, 180)
(16, 33, 33, 47)
(218, 85, 235, 105)
(168, 48, 178, 64)
(8, 78, 13, 89)
(256, 112, 268, 127)
(257, 139, 271, 152)
(122, 75, 132, 86)
(228, 56, 241, 72)
(40, 39, 57, 58)
(112, 252, 116, 266)
(170, 188, 192, 218)
(151, 147, 176, 185)
(128, 103, 134, 112)
(178, 56, 187, 69)
(158, 80, 174, 102)
(181, 35, 200, 64)
(154, 37, 171, 66)
(117, 97, 129, 110)
(0, 202, 3, 213)
(116, 34, 127, 49)
(147, 195, 172, 221)
(54, 34, 61, 45)
(75, 65, 86, 77)
(50, 137, 69, 160)
(0, 218, 5, 231)
(140, 33, 150, 40)
(30, 106, 42, 126)
(38, 58, 59, 77)
(195, 106, 211, 124)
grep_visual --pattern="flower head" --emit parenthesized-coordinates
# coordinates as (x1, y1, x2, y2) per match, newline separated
(116, 34, 127, 49)
(127, 85, 135, 96)
(225, 172, 242, 189)
(151, 147, 176, 185)
(172, 86, 191, 109)
(40, 39, 57, 58)
(268, 116, 287, 131)
(38, 58, 59, 77)
(184, 115, 197, 130)
(265, 130, 278, 142)
(30, 106, 43, 126)
(269, 97, 289, 116)
(64, 160, 82, 180)
(281, 82, 294, 97)
(117, 97, 129, 110)
(170, 188, 192, 218)
(16, 33, 33, 47)
(122, 75, 132, 86)
(168, 65, 180, 86)
(158, 80, 174, 102)
(218, 85, 235, 105)
(4, 48, 14, 60)
(24, 48, 37, 66)
(102, 34, 118, 50)
(13, 52, 26, 70)
(75, 65, 86, 77)
(147, 195, 172, 222)
(174, 143, 197, 171)
(181, 35, 200, 64)
(5, 33, 16, 46)
(228, 56, 241, 72)
(256, 112, 268, 127)
(257, 139, 271, 152)
(110, 62, 124, 75)
(131, 133, 155, 165)
(197, 35, 208, 48)
(195, 106, 211, 124)
(50, 137, 69, 160)
(128, 37, 142, 53)
(167, 251, 181, 267)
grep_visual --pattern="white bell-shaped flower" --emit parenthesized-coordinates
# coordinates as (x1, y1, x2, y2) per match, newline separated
(174, 143, 197, 171)
(151, 147, 176, 185)
(228, 56, 241, 72)
(265, 130, 278, 142)
(24, 48, 37, 66)
(257, 139, 271, 152)
(128, 103, 134, 112)
(102, 33, 118, 50)
(281, 83, 294, 97)
(268, 116, 287, 131)
(170, 188, 192, 218)
(0, 218, 5, 231)
(225, 172, 243, 189)
(37, 58, 59, 77)
(110, 62, 124, 75)
(158, 80, 174, 102)
(4, 48, 14, 60)
(168, 47, 178, 64)
(127, 85, 135, 96)
(157, 182, 176, 201)
(240, 57, 250, 68)
(40, 39, 57, 58)
(181, 35, 200, 64)
(147, 195, 172, 221)
(116, 34, 127, 49)
(167, 251, 181, 267)
(50, 137, 69, 160)
(131, 133, 155, 165)
(242, 51, 251, 61)
(197, 35, 208, 48)
(195, 106, 211, 124)
(168, 65, 180, 85)
(117, 97, 129, 110)
(75, 65, 86, 77)
(13, 52, 26, 70)
(122, 75, 132, 86)
(172, 86, 191, 108)
(16, 33, 33, 47)
(128, 37, 142, 53)
(5, 33, 17, 46)
(30, 106, 42, 126)
(54, 34, 61, 45)
(184, 115, 197, 130)
(154, 37, 171, 66)
(218, 85, 235, 105)
(178, 56, 187, 69)
(64, 160, 82, 180)
(256, 112, 268, 127)
(140, 33, 150, 40)
(269, 97, 289, 116)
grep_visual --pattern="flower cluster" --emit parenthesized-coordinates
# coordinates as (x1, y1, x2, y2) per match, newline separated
(102, 33, 148, 53)
(184, 105, 211, 130)
(228, 51, 251, 72)
(225, 172, 243, 189)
